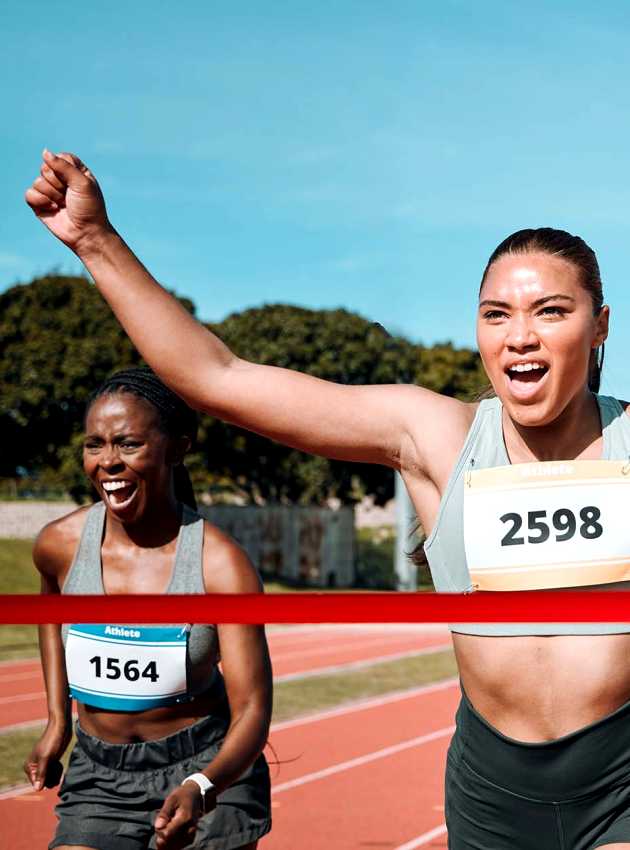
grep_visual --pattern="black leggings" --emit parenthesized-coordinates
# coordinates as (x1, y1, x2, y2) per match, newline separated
(446, 688, 630, 850)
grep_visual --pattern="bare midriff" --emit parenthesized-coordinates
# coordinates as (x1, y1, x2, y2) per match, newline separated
(454, 631, 630, 742)
(76, 687, 226, 744)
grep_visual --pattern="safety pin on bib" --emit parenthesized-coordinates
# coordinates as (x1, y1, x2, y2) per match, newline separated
(465, 457, 475, 488)
(622, 456, 630, 476)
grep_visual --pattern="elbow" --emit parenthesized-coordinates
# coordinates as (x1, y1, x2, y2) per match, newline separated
(230, 695, 272, 739)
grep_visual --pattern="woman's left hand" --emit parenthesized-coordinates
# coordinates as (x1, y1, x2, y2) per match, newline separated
(154, 783, 213, 850)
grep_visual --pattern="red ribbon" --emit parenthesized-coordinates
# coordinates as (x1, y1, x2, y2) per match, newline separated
(0, 591, 629, 623)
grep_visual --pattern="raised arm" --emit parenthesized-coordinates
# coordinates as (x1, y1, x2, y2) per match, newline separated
(25, 150, 467, 476)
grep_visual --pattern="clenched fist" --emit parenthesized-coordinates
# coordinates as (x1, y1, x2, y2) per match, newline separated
(25, 150, 111, 254)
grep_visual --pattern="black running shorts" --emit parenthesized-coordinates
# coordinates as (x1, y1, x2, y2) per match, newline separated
(49, 715, 271, 850)
(446, 688, 630, 849)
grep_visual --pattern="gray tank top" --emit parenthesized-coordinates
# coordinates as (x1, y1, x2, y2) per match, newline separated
(424, 394, 630, 636)
(61, 502, 219, 697)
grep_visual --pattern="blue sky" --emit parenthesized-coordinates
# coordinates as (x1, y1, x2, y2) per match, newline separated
(3, 1, 630, 393)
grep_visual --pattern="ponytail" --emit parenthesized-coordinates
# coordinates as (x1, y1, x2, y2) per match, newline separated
(589, 343, 605, 394)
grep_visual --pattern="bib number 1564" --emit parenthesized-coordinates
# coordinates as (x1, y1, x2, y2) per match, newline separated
(500, 506, 603, 547)
(89, 655, 159, 682)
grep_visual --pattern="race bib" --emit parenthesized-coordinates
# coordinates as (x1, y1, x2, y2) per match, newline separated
(464, 459, 630, 591)
(66, 624, 189, 711)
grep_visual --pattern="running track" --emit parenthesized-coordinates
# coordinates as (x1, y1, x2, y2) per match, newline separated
(1, 626, 455, 849)
(0, 626, 457, 850)
(0, 625, 451, 731)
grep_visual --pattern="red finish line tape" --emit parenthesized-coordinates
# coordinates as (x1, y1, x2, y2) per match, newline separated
(0, 592, 629, 624)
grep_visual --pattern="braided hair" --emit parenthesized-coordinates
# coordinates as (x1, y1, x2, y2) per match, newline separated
(88, 367, 198, 509)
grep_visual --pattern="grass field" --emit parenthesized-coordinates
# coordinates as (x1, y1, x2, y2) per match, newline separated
(0, 540, 38, 592)
(0, 540, 39, 660)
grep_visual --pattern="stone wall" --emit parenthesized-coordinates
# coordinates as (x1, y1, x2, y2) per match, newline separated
(0, 501, 76, 539)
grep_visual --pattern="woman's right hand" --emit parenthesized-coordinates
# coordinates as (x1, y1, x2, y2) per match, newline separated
(24, 150, 111, 254)
(23, 720, 71, 791)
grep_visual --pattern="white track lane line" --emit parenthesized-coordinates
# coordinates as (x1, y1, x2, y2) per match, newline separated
(0, 692, 44, 706)
(0, 671, 42, 685)
(268, 627, 406, 645)
(271, 635, 431, 662)
(275, 644, 452, 682)
(271, 677, 458, 731)
(271, 725, 454, 793)
(268, 624, 449, 635)
(0, 657, 40, 669)
(0, 784, 33, 800)
(394, 824, 448, 849)
(1, 719, 49, 734)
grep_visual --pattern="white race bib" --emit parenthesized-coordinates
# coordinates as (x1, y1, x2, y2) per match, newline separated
(66, 624, 189, 710)
(464, 459, 630, 591)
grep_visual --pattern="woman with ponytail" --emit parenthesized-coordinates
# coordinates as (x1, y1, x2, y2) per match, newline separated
(25, 367, 272, 850)
(28, 151, 630, 849)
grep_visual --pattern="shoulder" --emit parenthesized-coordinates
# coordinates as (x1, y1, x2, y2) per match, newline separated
(33, 504, 93, 579)
(200, 520, 263, 594)
(391, 383, 477, 422)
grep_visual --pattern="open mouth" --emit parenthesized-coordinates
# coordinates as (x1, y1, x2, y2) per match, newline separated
(101, 480, 138, 510)
(505, 362, 549, 397)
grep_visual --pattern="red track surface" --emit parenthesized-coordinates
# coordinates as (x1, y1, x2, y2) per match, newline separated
(266, 681, 456, 848)
(0, 625, 455, 849)
(0, 626, 450, 730)
(0, 681, 457, 849)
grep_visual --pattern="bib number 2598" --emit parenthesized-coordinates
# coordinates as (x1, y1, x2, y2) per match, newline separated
(89, 655, 159, 682)
(500, 506, 603, 547)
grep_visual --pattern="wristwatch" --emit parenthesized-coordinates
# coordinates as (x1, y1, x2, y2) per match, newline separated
(182, 772, 216, 812)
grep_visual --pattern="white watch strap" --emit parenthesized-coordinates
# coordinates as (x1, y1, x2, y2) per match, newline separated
(182, 772, 215, 797)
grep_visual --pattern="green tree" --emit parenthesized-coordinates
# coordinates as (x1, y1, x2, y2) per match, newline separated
(0, 278, 487, 504)
(0, 274, 193, 500)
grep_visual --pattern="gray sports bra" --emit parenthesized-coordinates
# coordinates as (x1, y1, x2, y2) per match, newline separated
(61, 501, 219, 698)
(424, 394, 630, 636)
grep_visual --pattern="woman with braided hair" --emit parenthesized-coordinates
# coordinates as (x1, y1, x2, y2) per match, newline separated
(25, 367, 272, 850)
